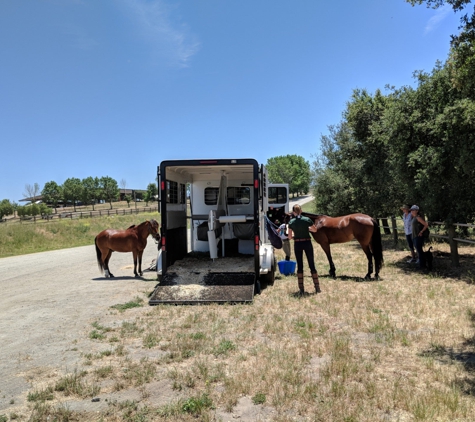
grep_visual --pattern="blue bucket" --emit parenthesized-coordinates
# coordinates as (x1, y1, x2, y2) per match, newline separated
(278, 260, 296, 276)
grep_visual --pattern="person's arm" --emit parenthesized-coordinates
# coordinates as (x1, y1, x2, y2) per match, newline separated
(417, 216, 429, 236)
(288, 227, 293, 240)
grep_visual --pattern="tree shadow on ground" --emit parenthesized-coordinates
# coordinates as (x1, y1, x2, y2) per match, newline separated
(393, 249, 475, 284)
(420, 311, 475, 396)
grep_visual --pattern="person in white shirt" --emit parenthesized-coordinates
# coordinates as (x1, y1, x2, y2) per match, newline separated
(277, 214, 291, 261)
(401, 205, 416, 263)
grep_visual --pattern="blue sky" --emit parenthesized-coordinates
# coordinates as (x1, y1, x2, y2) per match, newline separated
(0, 0, 462, 202)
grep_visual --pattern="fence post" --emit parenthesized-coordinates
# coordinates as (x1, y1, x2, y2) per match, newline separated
(391, 216, 398, 245)
(448, 225, 460, 267)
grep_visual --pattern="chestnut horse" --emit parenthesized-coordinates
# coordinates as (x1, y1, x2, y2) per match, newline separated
(95, 219, 160, 278)
(302, 212, 383, 280)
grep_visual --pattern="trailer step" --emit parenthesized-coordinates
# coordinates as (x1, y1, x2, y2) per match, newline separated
(148, 272, 255, 305)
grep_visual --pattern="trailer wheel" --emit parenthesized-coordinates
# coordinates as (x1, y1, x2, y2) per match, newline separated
(262, 266, 275, 286)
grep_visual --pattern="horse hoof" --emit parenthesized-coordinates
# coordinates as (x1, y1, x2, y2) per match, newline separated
(109, 273, 115, 278)
(364, 274, 371, 280)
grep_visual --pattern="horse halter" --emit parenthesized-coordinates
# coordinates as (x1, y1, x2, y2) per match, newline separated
(148, 219, 160, 241)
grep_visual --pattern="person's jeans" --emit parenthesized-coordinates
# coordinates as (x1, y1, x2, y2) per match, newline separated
(406, 234, 415, 254)
(294, 240, 317, 274)
(413, 236, 425, 269)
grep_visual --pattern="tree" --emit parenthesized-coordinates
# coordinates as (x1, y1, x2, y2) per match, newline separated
(41, 181, 63, 213)
(100, 176, 119, 209)
(266, 155, 311, 197)
(24, 183, 41, 203)
(81, 177, 101, 211)
(62, 178, 83, 212)
(125, 194, 132, 208)
(146, 183, 157, 201)
(0, 199, 14, 219)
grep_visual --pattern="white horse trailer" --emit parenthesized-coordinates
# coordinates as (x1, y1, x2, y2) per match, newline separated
(149, 158, 289, 305)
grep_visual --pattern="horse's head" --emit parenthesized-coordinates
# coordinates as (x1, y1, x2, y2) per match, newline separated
(148, 219, 161, 241)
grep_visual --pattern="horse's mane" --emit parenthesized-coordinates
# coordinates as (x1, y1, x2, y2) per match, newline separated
(127, 224, 136, 229)
(300, 212, 327, 220)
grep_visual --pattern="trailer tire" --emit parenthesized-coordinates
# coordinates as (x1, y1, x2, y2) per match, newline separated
(261, 266, 275, 286)
(262, 256, 276, 286)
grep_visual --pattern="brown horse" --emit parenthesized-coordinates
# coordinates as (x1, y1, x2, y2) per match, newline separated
(302, 212, 383, 280)
(95, 219, 160, 278)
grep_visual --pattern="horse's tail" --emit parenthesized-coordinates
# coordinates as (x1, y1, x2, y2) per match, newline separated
(95, 236, 104, 274)
(371, 219, 384, 273)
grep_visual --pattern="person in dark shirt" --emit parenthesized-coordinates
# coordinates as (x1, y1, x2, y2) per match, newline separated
(410, 205, 429, 270)
(288, 204, 320, 295)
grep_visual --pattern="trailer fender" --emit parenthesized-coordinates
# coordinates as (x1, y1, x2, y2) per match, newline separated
(155, 249, 162, 276)
(259, 244, 273, 274)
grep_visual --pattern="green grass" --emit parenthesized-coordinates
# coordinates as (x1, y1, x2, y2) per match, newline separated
(27, 387, 54, 403)
(0, 212, 159, 258)
(110, 297, 144, 312)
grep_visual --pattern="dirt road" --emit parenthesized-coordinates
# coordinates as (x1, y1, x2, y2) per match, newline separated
(0, 241, 159, 411)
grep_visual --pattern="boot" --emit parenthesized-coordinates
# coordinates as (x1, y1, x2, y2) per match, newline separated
(297, 272, 304, 295)
(312, 272, 321, 293)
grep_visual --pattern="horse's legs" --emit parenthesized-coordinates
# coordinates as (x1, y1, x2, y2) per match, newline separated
(132, 251, 139, 277)
(361, 244, 373, 280)
(319, 242, 336, 278)
(104, 250, 114, 278)
(138, 250, 144, 276)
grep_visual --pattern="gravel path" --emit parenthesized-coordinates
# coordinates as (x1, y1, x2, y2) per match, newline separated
(0, 240, 159, 411)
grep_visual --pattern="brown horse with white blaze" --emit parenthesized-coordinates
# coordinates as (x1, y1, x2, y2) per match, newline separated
(302, 212, 383, 280)
(95, 219, 160, 278)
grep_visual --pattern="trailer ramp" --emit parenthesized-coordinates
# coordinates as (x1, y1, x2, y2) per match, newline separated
(149, 271, 255, 305)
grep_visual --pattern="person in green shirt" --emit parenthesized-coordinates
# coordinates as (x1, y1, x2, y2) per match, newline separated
(288, 204, 320, 295)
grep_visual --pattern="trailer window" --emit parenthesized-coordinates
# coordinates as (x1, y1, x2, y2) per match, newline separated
(204, 187, 219, 205)
(227, 187, 250, 205)
(167, 181, 178, 203)
(268, 187, 287, 204)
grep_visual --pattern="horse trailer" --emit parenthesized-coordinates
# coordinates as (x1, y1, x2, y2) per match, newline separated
(148, 158, 289, 305)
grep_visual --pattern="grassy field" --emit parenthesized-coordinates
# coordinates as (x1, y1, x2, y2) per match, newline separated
(6, 246, 475, 420)
(0, 211, 160, 258)
(3, 204, 475, 421)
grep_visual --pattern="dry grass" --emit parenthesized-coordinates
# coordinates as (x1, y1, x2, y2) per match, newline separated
(5, 238, 475, 421)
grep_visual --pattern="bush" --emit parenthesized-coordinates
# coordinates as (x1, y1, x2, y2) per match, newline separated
(0, 199, 14, 219)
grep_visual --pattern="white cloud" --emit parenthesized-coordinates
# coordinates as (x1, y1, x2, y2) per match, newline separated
(424, 4, 451, 35)
(121, 0, 200, 68)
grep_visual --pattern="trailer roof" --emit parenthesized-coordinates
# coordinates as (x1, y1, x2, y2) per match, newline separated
(160, 159, 258, 177)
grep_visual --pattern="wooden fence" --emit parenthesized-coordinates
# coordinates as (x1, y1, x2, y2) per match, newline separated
(0, 206, 159, 225)
(377, 217, 475, 267)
